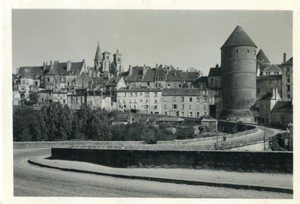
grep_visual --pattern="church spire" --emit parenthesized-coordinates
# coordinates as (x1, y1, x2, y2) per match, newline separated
(94, 41, 102, 61)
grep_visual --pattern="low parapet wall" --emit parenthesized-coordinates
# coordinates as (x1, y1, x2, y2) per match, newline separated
(51, 148, 292, 173)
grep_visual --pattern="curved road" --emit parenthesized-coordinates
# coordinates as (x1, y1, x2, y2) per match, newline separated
(14, 148, 291, 198)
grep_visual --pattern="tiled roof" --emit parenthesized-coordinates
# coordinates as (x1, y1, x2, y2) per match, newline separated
(208, 67, 221, 77)
(257, 49, 270, 63)
(117, 87, 161, 92)
(18, 66, 44, 78)
(125, 66, 143, 82)
(222, 25, 257, 48)
(155, 67, 167, 78)
(271, 101, 293, 113)
(192, 76, 208, 87)
(106, 76, 119, 87)
(162, 88, 200, 96)
(44, 61, 84, 76)
(68, 62, 84, 74)
(142, 68, 156, 82)
(263, 64, 281, 73)
(166, 69, 184, 81)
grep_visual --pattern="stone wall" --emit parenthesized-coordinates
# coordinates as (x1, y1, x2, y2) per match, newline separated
(51, 148, 292, 173)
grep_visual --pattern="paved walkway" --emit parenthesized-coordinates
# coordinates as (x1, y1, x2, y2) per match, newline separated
(28, 154, 293, 193)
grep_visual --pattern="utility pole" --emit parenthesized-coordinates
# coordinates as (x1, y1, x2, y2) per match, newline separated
(216, 120, 219, 150)
(263, 126, 266, 151)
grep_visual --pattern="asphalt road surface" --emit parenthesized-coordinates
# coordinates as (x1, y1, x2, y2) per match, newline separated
(14, 148, 291, 198)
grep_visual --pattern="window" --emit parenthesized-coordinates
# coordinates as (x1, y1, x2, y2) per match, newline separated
(145, 105, 149, 109)
(176, 112, 179, 117)
(196, 97, 199, 102)
(165, 111, 168, 116)
(189, 104, 192, 110)
(236, 49, 239, 53)
(154, 99, 157, 103)
(189, 112, 192, 117)
(63, 100, 66, 104)
(173, 104, 177, 109)
(197, 112, 200, 117)
(181, 97, 184, 102)
(154, 105, 157, 110)
(287, 85, 290, 92)
(182, 104, 184, 109)
(145, 99, 148, 103)
(47, 77, 50, 82)
(190, 97, 192, 102)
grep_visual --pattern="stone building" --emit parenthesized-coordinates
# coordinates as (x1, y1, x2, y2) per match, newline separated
(116, 88, 162, 114)
(280, 56, 293, 101)
(253, 88, 281, 126)
(256, 49, 270, 76)
(271, 101, 293, 128)
(219, 25, 257, 122)
(161, 88, 209, 117)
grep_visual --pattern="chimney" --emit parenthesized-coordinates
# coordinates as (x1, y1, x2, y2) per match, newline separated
(50, 61, 53, 69)
(216, 64, 219, 68)
(143, 64, 147, 78)
(283, 53, 287, 63)
(128, 65, 133, 75)
(156, 64, 158, 68)
(67, 60, 72, 71)
(43, 62, 46, 71)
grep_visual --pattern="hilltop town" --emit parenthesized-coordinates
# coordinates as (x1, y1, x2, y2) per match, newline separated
(12, 25, 293, 128)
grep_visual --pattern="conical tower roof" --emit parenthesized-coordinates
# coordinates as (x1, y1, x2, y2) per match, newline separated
(94, 42, 102, 60)
(257, 49, 270, 63)
(221, 25, 257, 48)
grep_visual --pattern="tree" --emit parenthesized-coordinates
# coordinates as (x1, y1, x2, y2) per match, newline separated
(40, 102, 73, 140)
(141, 126, 158, 144)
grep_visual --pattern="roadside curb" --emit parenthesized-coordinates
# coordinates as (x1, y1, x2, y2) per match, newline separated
(28, 159, 293, 194)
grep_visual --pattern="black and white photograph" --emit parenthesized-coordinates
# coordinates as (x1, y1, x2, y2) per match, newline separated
(2, 2, 297, 202)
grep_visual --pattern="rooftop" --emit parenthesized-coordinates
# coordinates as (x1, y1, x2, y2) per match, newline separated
(221, 25, 257, 48)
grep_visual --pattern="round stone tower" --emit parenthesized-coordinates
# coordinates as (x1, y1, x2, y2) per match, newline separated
(219, 25, 257, 122)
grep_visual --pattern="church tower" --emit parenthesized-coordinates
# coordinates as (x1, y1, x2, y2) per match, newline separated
(219, 25, 257, 122)
(102, 51, 111, 78)
(94, 42, 102, 73)
(113, 49, 123, 74)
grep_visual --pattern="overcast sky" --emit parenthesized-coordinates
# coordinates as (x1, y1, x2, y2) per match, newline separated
(12, 10, 292, 75)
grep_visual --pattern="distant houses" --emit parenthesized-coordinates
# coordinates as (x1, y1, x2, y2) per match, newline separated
(13, 25, 293, 128)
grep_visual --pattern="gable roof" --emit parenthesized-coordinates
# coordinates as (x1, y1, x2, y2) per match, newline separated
(271, 101, 293, 113)
(162, 88, 201, 96)
(282, 57, 293, 66)
(166, 69, 184, 81)
(222, 25, 257, 48)
(257, 49, 270, 63)
(125, 66, 143, 82)
(142, 68, 156, 82)
(264, 64, 281, 73)
(208, 67, 221, 77)
(185, 71, 199, 82)
(18, 66, 44, 78)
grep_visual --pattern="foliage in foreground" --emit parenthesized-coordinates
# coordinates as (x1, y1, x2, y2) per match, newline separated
(13, 103, 196, 142)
